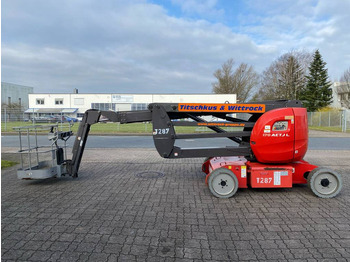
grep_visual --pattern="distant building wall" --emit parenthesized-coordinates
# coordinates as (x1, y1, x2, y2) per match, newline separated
(1, 82, 34, 109)
(332, 82, 350, 109)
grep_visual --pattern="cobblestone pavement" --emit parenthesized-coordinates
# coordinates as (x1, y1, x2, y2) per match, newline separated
(2, 148, 350, 261)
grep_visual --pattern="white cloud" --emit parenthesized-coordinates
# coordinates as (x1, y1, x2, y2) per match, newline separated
(2, 0, 349, 93)
(238, 0, 350, 79)
(2, 0, 273, 93)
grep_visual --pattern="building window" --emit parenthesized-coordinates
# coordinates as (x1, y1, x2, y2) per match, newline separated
(36, 98, 44, 105)
(91, 103, 112, 111)
(74, 98, 84, 105)
(131, 103, 148, 111)
(18, 98, 22, 106)
(55, 98, 63, 105)
(90, 103, 149, 111)
(8, 97, 11, 105)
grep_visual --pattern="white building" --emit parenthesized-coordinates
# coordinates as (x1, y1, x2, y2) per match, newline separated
(331, 82, 350, 109)
(26, 93, 236, 119)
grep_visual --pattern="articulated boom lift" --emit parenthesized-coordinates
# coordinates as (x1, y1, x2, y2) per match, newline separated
(16, 100, 343, 198)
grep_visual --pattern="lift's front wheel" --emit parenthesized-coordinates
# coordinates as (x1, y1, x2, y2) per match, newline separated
(307, 167, 342, 198)
(208, 168, 238, 198)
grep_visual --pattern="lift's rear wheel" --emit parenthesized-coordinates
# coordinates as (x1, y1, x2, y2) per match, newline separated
(208, 168, 238, 198)
(307, 167, 342, 198)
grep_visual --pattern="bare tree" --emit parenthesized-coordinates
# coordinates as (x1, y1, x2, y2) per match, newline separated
(278, 56, 305, 99)
(212, 59, 235, 94)
(212, 59, 259, 102)
(256, 60, 281, 100)
(231, 63, 259, 102)
(288, 49, 313, 74)
(340, 67, 350, 84)
(338, 67, 350, 108)
(254, 50, 312, 101)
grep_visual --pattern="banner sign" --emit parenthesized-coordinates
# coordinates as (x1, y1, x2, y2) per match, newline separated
(178, 103, 266, 113)
(112, 95, 134, 103)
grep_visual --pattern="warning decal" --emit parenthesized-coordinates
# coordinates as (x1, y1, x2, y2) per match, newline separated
(273, 171, 289, 185)
(241, 166, 247, 178)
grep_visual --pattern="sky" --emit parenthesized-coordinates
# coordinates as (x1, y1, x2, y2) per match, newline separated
(2, 0, 350, 94)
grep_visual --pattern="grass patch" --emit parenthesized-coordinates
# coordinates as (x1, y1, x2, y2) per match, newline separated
(309, 126, 350, 133)
(1, 160, 18, 169)
(1, 121, 156, 134)
(89, 122, 153, 134)
(1, 121, 238, 134)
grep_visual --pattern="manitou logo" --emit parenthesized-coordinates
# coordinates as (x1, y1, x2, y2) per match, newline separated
(263, 133, 290, 137)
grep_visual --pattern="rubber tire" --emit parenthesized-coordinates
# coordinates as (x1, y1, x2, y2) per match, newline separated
(307, 167, 342, 198)
(208, 168, 238, 198)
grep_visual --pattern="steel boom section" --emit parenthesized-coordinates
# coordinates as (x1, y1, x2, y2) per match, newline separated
(67, 100, 303, 177)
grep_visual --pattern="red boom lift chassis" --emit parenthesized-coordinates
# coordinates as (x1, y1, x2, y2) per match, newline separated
(17, 100, 343, 198)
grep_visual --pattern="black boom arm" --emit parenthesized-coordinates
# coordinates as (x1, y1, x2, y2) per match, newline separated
(66, 100, 302, 177)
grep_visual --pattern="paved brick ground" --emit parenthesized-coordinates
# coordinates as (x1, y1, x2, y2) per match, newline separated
(2, 148, 350, 261)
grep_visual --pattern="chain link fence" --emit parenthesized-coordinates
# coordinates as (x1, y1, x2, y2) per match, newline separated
(2, 107, 28, 125)
(1, 108, 27, 122)
(1, 108, 28, 132)
(308, 109, 349, 132)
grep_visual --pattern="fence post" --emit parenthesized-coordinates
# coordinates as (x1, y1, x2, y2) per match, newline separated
(341, 110, 344, 132)
(319, 112, 321, 127)
(342, 110, 347, 133)
(60, 111, 63, 131)
(4, 107, 7, 131)
(311, 112, 313, 126)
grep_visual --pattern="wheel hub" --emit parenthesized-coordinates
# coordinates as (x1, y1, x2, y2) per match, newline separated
(211, 173, 235, 196)
(220, 179, 228, 188)
(320, 178, 330, 187)
(314, 173, 339, 195)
